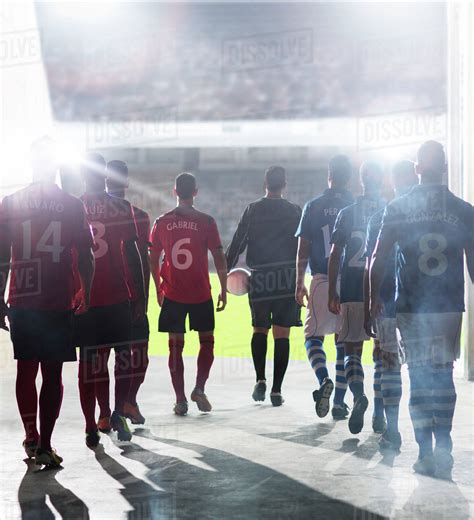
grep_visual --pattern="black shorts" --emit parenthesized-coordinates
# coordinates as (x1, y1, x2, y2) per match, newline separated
(9, 307, 76, 362)
(159, 297, 214, 333)
(73, 301, 131, 361)
(131, 314, 150, 342)
(249, 296, 302, 329)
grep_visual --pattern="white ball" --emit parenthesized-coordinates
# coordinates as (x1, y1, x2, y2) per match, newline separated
(227, 268, 250, 296)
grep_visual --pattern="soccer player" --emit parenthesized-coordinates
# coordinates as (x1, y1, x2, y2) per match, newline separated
(106, 160, 151, 424)
(363, 160, 417, 450)
(328, 161, 385, 434)
(226, 166, 302, 406)
(76, 152, 146, 444)
(295, 155, 353, 419)
(0, 137, 95, 466)
(370, 141, 474, 478)
(150, 173, 227, 416)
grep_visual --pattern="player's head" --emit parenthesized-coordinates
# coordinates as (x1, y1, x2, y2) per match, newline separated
(59, 163, 82, 196)
(416, 140, 446, 183)
(264, 165, 286, 194)
(359, 160, 383, 194)
(106, 160, 129, 198)
(174, 172, 197, 201)
(81, 152, 106, 192)
(328, 154, 352, 189)
(391, 160, 417, 196)
(30, 136, 58, 183)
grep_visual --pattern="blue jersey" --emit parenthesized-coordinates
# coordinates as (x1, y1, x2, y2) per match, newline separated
(331, 196, 385, 303)
(295, 188, 353, 275)
(364, 208, 396, 317)
(378, 184, 474, 313)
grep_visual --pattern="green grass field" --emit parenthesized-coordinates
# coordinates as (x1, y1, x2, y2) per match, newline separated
(148, 274, 375, 364)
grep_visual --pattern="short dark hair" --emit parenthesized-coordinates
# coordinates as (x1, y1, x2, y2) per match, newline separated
(81, 152, 106, 183)
(106, 160, 128, 189)
(417, 140, 445, 177)
(264, 165, 286, 191)
(175, 172, 196, 199)
(328, 154, 352, 186)
(391, 160, 417, 190)
(360, 160, 383, 191)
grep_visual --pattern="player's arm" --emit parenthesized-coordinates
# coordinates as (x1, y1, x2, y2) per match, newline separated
(225, 206, 250, 271)
(369, 206, 397, 319)
(295, 237, 310, 306)
(124, 239, 146, 320)
(149, 221, 164, 306)
(76, 245, 95, 315)
(0, 199, 11, 330)
(465, 238, 474, 284)
(363, 258, 376, 338)
(211, 246, 228, 312)
(328, 244, 343, 315)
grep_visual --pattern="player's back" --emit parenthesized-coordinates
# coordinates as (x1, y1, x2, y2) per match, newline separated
(81, 191, 137, 307)
(152, 207, 221, 304)
(245, 197, 302, 271)
(300, 188, 353, 275)
(1, 182, 91, 311)
(384, 184, 474, 313)
(333, 195, 385, 303)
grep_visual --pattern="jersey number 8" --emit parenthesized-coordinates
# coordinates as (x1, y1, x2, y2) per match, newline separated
(418, 233, 448, 276)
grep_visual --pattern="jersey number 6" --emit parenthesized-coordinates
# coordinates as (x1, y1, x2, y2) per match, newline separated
(171, 238, 193, 270)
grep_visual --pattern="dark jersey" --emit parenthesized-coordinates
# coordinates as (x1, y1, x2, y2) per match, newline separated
(364, 208, 396, 317)
(295, 188, 353, 275)
(378, 184, 474, 313)
(331, 196, 385, 303)
(226, 197, 302, 272)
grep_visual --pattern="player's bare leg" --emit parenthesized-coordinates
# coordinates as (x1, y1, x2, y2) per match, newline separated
(94, 346, 112, 431)
(78, 357, 100, 448)
(372, 342, 386, 433)
(16, 360, 40, 458)
(169, 333, 187, 415)
(110, 346, 133, 441)
(379, 351, 402, 451)
(251, 327, 269, 402)
(191, 331, 214, 412)
(270, 325, 290, 407)
(344, 341, 368, 434)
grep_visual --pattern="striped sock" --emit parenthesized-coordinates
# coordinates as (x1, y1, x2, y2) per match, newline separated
(408, 365, 434, 457)
(381, 369, 402, 434)
(344, 353, 364, 399)
(373, 356, 384, 417)
(333, 343, 347, 405)
(432, 363, 456, 452)
(305, 337, 328, 385)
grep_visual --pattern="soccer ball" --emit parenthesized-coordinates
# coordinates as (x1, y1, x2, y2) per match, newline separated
(227, 268, 250, 296)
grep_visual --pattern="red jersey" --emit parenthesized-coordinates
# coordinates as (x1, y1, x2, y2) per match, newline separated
(150, 207, 222, 304)
(124, 205, 151, 301)
(81, 192, 137, 307)
(0, 182, 93, 311)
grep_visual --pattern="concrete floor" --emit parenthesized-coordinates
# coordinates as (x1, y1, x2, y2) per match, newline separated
(0, 339, 473, 520)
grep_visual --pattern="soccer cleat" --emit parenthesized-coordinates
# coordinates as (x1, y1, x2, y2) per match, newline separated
(372, 414, 387, 434)
(348, 394, 369, 434)
(252, 380, 267, 402)
(270, 392, 285, 407)
(98, 416, 111, 433)
(110, 412, 132, 441)
(35, 448, 63, 468)
(378, 430, 402, 451)
(434, 447, 454, 480)
(85, 429, 100, 449)
(22, 439, 38, 459)
(124, 402, 146, 425)
(413, 454, 436, 477)
(331, 403, 350, 420)
(313, 377, 334, 418)
(173, 401, 189, 416)
(191, 388, 212, 412)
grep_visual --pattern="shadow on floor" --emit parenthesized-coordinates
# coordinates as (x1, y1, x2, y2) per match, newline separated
(18, 459, 89, 519)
